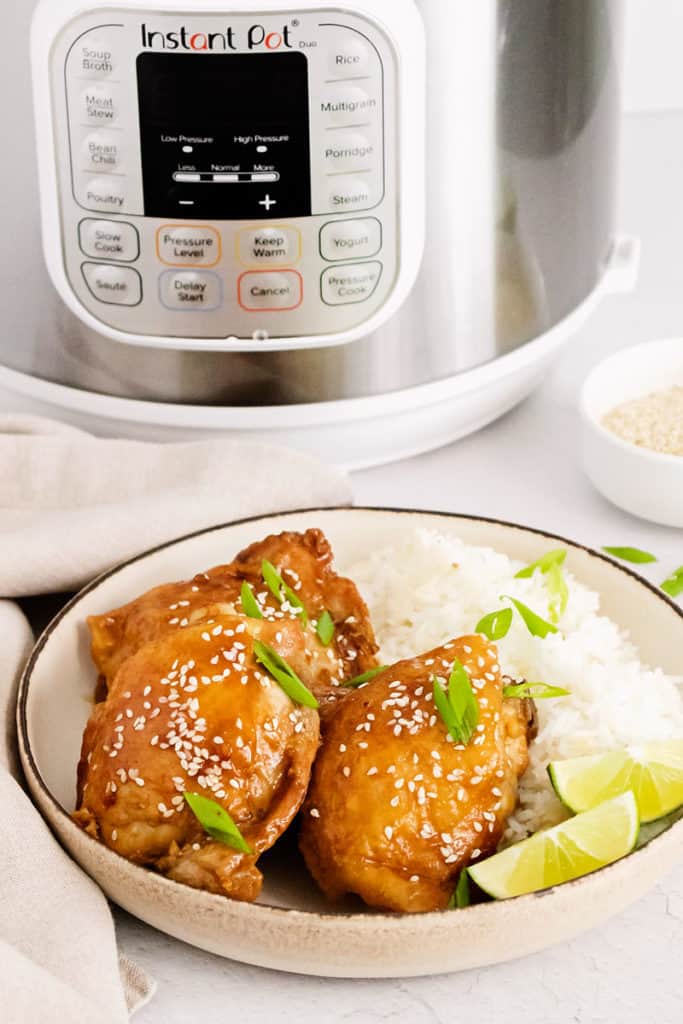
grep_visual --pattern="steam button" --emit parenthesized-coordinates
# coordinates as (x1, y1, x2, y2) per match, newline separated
(327, 177, 378, 212)
(81, 263, 141, 306)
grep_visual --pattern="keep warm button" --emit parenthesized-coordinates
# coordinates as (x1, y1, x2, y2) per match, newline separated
(321, 261, 383, 305)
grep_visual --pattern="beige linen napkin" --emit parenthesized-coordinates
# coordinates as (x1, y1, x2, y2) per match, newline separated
(0, 415, 351, 1023)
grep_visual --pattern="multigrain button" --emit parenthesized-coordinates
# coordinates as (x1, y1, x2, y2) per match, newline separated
(238, 226, 301, 266)
(81, 263, 141, 306)
(324, 132, 375, 174)
(320, 218, 382, 261)
(157, 225, 221, 267)
(321, 261, 383, 305)
(238, 271, 303, 311)
(82, 175, 127, 211)
(327, 38, 373, 77)
(320, 85, 379, 126)
(79, 218, 139, 261)
(159, 271, 222, 311)
(81, 85, 119, 125)
(81, 131, 123, 172)
(328, 176, 378, 212)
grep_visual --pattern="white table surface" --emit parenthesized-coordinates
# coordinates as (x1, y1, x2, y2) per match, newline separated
(114, 112, 681, 1021)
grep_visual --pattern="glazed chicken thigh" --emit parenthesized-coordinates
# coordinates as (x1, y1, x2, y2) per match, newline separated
(88, 529, 378, 716)
(75, 613, 320, 900)
(300, 635, 536, 913)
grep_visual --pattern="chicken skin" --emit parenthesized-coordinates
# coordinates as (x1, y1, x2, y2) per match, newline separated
(75, 613, 319, 901)
(89, 529, 378, 717)
(300, 635, 536, 913)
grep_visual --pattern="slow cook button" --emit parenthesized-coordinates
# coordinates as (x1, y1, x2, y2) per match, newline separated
(157, 225, 221, 267)
(320, 85, 379, 126)
(81, 262, 141, 306)
(238, 271, 303, 311)
(320, 218, 382, 261)
(321, 261, 383, 305)
(238, 226, 301, 266)
(78, 218, 139, 261)
(159, 271, 222, 311)
(81, 175, 127, 211)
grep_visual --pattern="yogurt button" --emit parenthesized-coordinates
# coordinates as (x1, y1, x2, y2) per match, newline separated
(320, 218, 382, 261)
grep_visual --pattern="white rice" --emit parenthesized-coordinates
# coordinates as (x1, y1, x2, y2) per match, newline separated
(346, 528, 683, 844)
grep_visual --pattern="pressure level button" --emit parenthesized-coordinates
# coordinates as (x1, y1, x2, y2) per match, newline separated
(156, 225, 221, 267)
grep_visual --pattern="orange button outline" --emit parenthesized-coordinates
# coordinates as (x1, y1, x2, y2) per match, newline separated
(156, 223, 222, 268)
(238, 269, 304, 312)
(236, 224, 302, 268)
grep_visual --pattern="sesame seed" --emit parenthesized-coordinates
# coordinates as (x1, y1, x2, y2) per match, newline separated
(310, 808, 320, 818)
(384, 826, 393, 840)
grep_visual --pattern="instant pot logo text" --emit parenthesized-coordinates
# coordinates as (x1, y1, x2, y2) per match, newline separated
(140, 23, 294, 51)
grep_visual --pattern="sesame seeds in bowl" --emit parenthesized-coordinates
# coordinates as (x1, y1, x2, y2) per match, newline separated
(16, 508, 683, 978)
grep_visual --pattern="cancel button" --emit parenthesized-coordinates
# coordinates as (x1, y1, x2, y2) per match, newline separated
(321, 261, 383, 305)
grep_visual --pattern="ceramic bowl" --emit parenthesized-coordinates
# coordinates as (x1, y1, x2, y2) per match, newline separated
(17, 508, 683, 978)
(580, 338, 683, 526)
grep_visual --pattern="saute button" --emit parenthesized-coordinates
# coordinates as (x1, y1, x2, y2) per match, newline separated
(81, 263, 141, 306)
(157, 225, 221, 267)
(238, 271, 303, 311)
(321, 261, 383, 305)
(81, 84, 119, 125)
(327, 38, 373, 77)
(81, 176, 127, 211)
(320, 218, 382, 261)
(78, 218, 139, 261)
(238, 226, 301, 266)
(320, 85, 379, 126)
(159, 271, 222, 311)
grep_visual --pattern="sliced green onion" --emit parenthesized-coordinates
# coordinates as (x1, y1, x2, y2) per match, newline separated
(546, 561, 569, 625)
(240, 581, 263, 620)
(447, 871, 471, 909)
(501, 596, 559, 639)
(184, 793, 252, 854)
(475, 607, 513, 641)
(433, 660, 479, 746)
(603, 546, 658, 565)
(515, 549, 567, 579)
(661, 566, 683, 599)
(253, 640, 319, 709)
(261, 559, 308, 626)
(503, 682, 570, 700)
(316, 610, 335, 646)
(344, 666, 389, 688)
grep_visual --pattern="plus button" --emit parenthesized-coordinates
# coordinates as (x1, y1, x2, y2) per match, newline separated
(258, 194, 277, 211)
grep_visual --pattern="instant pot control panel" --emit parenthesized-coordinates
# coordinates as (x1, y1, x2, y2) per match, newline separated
(36, 3, 424, 351)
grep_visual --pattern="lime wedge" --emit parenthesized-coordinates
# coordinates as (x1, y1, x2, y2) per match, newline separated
(467, 793, 639, 899)
(549, 741, 683, 823)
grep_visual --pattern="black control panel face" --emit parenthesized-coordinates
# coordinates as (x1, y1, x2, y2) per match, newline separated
(136, 52, 312, 219)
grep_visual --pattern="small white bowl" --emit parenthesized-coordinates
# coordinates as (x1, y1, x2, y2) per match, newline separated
(580, 338, 683, 527)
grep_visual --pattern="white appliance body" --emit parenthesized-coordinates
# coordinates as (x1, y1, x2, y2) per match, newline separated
(0, 0, 634, 467)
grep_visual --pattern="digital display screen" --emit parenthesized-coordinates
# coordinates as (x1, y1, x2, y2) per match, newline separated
(136, 52, 311, 219)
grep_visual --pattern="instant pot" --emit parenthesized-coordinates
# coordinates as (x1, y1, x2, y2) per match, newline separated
(0, 0, 638, 467)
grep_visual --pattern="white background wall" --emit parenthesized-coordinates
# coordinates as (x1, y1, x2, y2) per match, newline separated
(625, 0, 683, 111)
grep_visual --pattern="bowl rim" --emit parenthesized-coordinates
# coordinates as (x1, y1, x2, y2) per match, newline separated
(580, 338, 683, 467)
(16, 505, 683, 927)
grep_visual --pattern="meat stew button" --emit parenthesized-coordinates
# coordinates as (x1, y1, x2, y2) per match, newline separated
(321, 262, 383, 305)
(238, 271, 303, 311)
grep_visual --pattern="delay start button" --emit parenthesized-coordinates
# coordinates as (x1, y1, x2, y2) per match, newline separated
(159, 271, 222, 311)
(157, 224, 221, 267)
(321, 261, 383, 305)
(238, 270, 303, 311)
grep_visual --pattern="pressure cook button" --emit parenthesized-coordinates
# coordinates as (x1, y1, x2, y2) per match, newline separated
(328, 177, 378, 212)
(72, 37, 118, 79)
(324, 132, 375, 174)
(81, 131, 123, 172)
(81, 263, 141, 306)
(320, 86, 379, 126)
(159, 271, 222, 311)
(78, 218, 139, 262)
(238, 271, 303, 311)
(327, 38, 373, 77)
(321, 261, 383, 305)
(238, 226, 301, 267)
(81, 176, 127, 211)
(320, 218, 382, 262)
(157, 225, 221, 267)
(81, 85, 119, 125)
